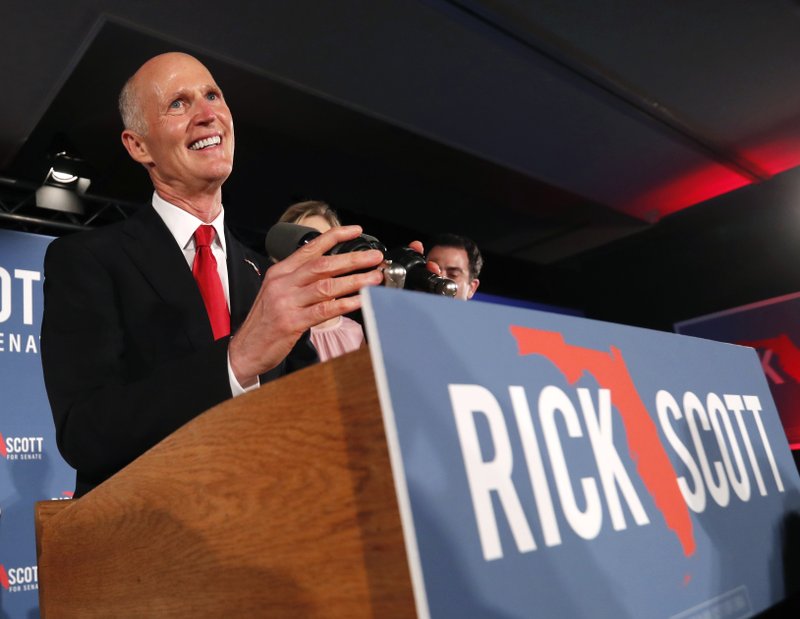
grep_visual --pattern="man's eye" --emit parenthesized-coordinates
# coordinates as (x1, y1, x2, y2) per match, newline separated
(207, 92, 218, 101)
(169, 99, 183, 109)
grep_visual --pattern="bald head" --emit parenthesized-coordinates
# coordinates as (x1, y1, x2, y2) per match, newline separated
(118, 52, 235, 212)
(119, 52, 205, 136)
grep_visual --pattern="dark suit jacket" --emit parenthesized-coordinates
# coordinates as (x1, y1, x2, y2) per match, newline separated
(40, 205, 317, 497)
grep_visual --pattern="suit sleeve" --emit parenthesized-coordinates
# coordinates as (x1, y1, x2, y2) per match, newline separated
(40, 238, 233, 489)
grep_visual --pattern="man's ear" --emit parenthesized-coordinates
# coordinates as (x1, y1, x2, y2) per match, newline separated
(467, 278, 480, 299)
(121, 129, 152, 166)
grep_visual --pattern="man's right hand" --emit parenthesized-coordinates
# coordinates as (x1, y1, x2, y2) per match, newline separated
(228, 225, 384, 384)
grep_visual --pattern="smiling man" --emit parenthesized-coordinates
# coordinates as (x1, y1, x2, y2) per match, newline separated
(40, 52, 385, 497)
(119, 53, 235, 218)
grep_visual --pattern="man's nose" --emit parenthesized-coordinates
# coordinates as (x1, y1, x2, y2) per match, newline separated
(194, 99, 218, 124)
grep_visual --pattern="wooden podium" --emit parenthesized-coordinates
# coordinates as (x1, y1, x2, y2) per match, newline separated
(35, 348, 417, 618)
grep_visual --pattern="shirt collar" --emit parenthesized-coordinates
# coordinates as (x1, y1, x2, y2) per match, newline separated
(151, 191, 227, 254)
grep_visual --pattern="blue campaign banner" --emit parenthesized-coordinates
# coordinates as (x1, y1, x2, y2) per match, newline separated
(0, 229, 75, 618)
(362, 286, 800, 619)
(471, 291, 584, 317)
(675, 293, 800, 448)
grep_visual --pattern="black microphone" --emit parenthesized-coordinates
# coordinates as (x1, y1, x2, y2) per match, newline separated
(265, 222, 457, 297)
(266, 222, 386, 259)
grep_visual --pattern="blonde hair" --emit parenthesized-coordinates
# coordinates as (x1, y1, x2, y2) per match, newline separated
(279, 200, 341, 227)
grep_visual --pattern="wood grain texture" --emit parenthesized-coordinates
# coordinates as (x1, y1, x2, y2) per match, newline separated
(36, 348, 417, 618)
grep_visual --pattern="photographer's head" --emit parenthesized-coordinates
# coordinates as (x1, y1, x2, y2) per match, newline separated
(427, 233, 482, 300)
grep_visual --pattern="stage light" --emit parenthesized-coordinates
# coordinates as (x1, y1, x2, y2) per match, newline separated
(49, 169, 78, 184)
(36, 150, 91, 214)
(35, 185, 84, 214)
(45, 151, 91, 189)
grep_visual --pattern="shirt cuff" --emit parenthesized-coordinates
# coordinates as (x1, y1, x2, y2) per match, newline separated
(228, 348, 260, 397)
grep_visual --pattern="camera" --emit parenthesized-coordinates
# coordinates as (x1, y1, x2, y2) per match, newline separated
(265, 223, 457, 297)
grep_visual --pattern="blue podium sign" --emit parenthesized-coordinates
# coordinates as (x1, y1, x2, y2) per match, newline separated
(0, 229, 75, 618)
(676, 292, 800, 448)
(362, 287, 800, 619)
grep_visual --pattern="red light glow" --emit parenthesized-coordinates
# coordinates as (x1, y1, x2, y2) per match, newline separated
(622, 164, 753, 222)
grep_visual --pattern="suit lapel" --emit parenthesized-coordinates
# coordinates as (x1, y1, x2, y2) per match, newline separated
(225, 227, 262, 331)
(120, 206, 214, 348)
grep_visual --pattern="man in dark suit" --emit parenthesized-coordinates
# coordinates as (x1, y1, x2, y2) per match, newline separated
(40, 52, 385, 497)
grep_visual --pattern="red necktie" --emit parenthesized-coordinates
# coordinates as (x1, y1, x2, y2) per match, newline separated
(192, 225, 230, 340)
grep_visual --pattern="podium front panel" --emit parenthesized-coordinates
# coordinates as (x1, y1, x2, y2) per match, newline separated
(363, 286, 800, 619)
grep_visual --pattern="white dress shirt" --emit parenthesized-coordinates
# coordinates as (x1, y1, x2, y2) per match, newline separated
(151, 192, 257, 396)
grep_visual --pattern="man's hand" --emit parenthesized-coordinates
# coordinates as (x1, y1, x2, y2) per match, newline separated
(229, 225, 384, 384)
(408, 240, 441, 276)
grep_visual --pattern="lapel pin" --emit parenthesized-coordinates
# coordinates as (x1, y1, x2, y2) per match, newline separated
(243, 258, 261, 277)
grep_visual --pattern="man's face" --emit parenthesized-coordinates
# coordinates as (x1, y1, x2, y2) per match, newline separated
(123, 53, 235, 195)
(427, 245, 479, 300)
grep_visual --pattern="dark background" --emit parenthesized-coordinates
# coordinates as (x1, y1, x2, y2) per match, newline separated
(3, 1, 800, 332)
(4, 4, 800, 613)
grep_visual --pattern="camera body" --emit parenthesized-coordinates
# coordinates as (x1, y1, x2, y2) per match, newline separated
(265, 223, 457, 297)
(326, 232, 385, 255)
(381, 246, 457, 297)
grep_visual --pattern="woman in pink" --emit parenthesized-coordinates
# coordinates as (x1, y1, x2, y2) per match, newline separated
(277, 201, 366, 362)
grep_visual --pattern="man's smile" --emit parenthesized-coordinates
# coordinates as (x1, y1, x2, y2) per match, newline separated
(188, 135, 222, 150)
